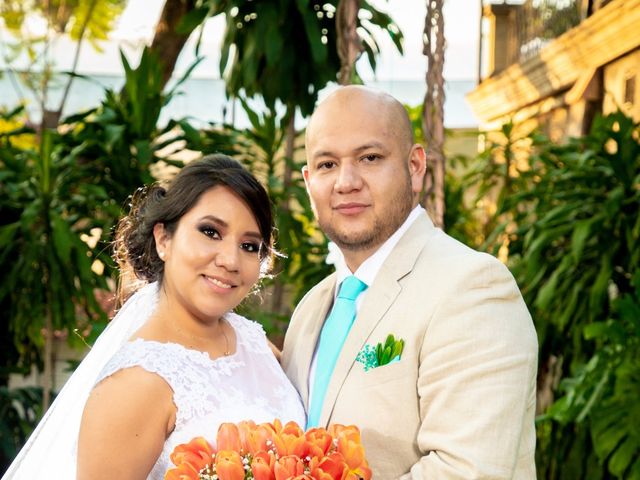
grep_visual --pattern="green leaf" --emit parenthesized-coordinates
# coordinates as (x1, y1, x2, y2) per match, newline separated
(593, 420, 626, 460)
(583, 322, 608, 340)
(628, 457, 640, 480)
(570, 218, 594, 262)
(608, 436, 638, 478)
(295, 0, 326, 64)
(384, 334, 394, 349)
(175, 6, 210, 34)
(50, 212, 72, 265)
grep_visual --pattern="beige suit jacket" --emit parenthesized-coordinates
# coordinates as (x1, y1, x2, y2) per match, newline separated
(282, 214, 538, 479)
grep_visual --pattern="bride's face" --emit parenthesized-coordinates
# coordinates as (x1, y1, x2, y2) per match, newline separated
(154, 185, 262, 322)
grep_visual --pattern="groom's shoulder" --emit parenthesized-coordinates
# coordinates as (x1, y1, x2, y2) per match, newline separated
(291, 273, 336, 318)
(409, 227, 517, 285)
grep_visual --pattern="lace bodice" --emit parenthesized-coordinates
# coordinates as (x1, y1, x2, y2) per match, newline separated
(95, 312, 306, 479)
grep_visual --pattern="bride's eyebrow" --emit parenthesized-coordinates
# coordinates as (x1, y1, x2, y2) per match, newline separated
(198, 214, 227, 226)
(244, 232, 263, 242)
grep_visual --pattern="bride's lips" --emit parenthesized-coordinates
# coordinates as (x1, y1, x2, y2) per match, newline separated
(334, 202, 369, 215)
(202, 274, 236, 291)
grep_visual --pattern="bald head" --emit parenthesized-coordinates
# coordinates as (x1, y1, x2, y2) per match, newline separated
(302, 85, 427, 268)
(305, 86, 414, 154)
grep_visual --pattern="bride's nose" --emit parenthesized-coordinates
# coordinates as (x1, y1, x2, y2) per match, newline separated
(214, 240, 240, 271)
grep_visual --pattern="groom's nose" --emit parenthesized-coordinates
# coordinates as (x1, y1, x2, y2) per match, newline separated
(334, 161, 363, 193)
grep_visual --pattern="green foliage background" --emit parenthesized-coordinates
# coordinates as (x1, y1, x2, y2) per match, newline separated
(1, 5, 639, 477)
(451, 113, 640, 479)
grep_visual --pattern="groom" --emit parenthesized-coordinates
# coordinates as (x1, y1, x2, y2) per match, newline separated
(282, 86, 538, 479)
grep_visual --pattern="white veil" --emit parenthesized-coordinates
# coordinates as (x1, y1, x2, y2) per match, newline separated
(2, 282, 159, 479)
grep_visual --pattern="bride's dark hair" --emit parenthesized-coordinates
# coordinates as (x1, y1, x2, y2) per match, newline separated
(114, 154, 274, 298)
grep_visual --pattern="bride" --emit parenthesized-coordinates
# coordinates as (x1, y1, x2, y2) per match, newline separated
(4, 155, 305, 479)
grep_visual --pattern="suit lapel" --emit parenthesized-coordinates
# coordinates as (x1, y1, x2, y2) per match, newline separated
(292, 276, 336, 408)
(319, 214, 435, 426)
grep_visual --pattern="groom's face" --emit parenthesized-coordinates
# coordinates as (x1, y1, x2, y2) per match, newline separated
(303, 89, 424, 265)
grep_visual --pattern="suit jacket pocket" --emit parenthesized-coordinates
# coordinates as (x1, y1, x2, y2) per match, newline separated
(356, 360, 406, 388)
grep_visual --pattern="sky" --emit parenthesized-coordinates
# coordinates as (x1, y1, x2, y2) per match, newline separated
(42, 0, 481, 82)
(0, 1, 482, 127)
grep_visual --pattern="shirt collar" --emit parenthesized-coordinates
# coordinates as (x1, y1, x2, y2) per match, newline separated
(334, 205, 425, 291)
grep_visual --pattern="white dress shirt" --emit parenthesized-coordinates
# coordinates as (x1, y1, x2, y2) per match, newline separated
(307, 206, 426, 399)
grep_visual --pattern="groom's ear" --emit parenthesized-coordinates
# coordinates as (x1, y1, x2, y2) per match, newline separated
(302, 165, 310, 189)
(153, 223, 170, 260)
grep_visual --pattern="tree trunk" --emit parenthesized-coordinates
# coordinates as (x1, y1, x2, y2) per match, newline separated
(421, 0, 446, 229)
(283, 106, 296, 197)
(270, 106, 297, 314)
(42, 308, 53, 411)
(336, 0, 363, 85)
(148, 0, 199, 90)
(52, 0, 99, 126)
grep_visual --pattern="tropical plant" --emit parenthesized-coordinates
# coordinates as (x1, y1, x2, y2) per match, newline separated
(542, 271, 640, 479)
(406, 103, 480, 246)
(435, 110, 639, 477)
(462, 121, 535, 250)
(503, 112, 639, 369)
(0, 0, 127, 128)
(59, 47, 200, 206)
(476, 111, 640, 478)
(206, 0, 402, 118)
(0, 125, 110, 409)
(0, 386, 43, 471)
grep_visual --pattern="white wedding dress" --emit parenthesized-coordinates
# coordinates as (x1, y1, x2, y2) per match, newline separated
(2, 283, 305, 479)
(97, 313, 306, 479)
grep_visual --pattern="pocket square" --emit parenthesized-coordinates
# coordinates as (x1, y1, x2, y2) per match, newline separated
(356, 334, 404, 372)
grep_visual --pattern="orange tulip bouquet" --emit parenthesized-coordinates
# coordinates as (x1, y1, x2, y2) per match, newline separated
(164, 419, 372, 480)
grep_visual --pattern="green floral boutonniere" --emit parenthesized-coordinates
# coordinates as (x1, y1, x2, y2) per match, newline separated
(356, 334, 405, 372)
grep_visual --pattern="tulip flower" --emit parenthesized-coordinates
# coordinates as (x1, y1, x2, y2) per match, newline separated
(167, 420, 371, 480)
(345, 465, 372, 480)
(274, 455, 305, 480)
(282, 421, 304, 437)
(329, 425, 361, 444)
(169, 437, 215, 472)
(310, 452, 348, 480)
(329, 426, 371, 480)
(336, 438, 371, 480)
(261, 418, 284, 435)
(217, 423, 243, 452)
(164, 462, 201, 480)
(238, 420, 258, 453)
(251, 451, 276, 480)
(246, 424, 274, 455)
(305, 428, 333, 458)
(215, 450, 245, 480)
(272, 430, 309, 458)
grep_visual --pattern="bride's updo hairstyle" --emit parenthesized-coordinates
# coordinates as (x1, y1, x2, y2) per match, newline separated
(114, 154, 274, 286)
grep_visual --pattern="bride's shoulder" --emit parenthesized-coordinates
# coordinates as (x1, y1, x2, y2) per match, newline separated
(96, 339, 186, 386)
(226, 312, 271, 350)
(226, 312, 265, 335)
(93, 359, 172, 397)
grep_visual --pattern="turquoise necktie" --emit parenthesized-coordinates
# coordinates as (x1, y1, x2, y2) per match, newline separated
(307, 275, 367, 428)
